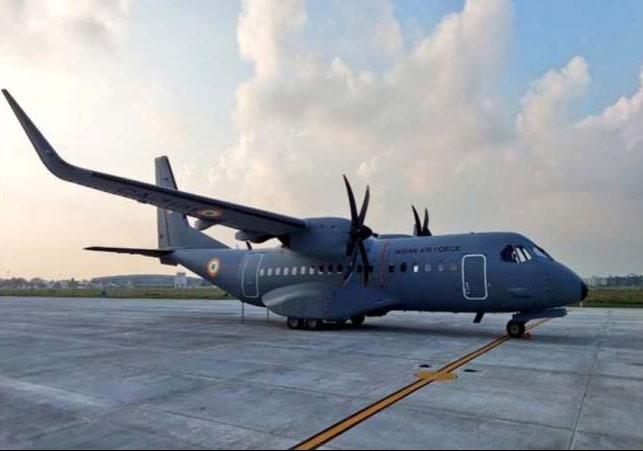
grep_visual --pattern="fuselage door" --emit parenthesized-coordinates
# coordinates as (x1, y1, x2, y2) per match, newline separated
(241, 253, 263, 299)
(462, 254, 488, 301)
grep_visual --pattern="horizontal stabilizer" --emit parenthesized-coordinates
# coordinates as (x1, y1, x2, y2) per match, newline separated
(85, 247, 175, 258)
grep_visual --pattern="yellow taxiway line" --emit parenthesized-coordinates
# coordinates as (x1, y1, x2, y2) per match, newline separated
(292, 319, 550, 450)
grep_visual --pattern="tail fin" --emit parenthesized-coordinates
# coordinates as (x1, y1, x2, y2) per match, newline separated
(155, 156, 228, 250)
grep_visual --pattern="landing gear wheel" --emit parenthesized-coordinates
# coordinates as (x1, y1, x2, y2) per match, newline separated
(305, 318, 324, 331)
(350, 314, 366, 327)
(287, 317, 304, 330)
(507, 320, 526, 339)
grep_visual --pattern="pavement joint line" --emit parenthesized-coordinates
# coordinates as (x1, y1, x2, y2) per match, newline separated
(567, 310, 610, 450)
(292, 319, 551, 451)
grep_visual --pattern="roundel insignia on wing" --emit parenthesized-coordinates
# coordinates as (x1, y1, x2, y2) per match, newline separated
(206, 258, 221, 277)
(198, 209, 223, 219)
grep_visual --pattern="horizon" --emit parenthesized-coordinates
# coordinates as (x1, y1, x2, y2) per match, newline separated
(1, 0, 642, 279)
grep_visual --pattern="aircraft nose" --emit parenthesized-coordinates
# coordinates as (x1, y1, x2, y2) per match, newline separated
(581, 281, 589, 301)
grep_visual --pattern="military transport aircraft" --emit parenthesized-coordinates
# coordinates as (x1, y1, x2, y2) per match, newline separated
(2, 90, 588, 338)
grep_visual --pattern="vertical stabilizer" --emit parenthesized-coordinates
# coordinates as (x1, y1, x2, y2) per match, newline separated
(155, 156, 228, 249)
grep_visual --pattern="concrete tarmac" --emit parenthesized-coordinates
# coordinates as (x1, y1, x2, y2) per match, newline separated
(0, 297, 642, 450)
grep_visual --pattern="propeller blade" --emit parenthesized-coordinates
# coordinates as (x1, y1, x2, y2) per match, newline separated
(358, 241, 370, 286)
(423, 208, 431, 235)
(343, 175, 359, 225)
(358, 186, 370, 225)
(341, 175, 374, 285)
(341, 244, 360, 285)
(345, 238, 357, 258)
(412, 205, 422, 236)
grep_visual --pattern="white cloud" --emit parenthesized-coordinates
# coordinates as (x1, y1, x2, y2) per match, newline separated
(208, 0, 642, 275)
(0, 0, 130, 67)
(1, 0, 641, 278)
(518, 56, 590, 138)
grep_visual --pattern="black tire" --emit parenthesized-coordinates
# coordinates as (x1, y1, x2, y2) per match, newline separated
(350, 314, 366, 327)
(507, 320, 526, 338)
(287, 317, 303, 330)
(305, 318, 324, 331)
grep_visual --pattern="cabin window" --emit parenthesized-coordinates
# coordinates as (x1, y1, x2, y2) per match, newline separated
(301, 266, 307, 275)
(368, 264, 374, 273)
(284, 267, 290, 276)
(337, 264, 344, 273)
(317, 265, 324, 274)
(259, 268, 265, 277)
(437, 262, 445, 272)
(267, 268, 273, 276)
(424, 263, 432, 272)
(400, 263, 408, 273)
(309, 266, 315, 275)
(292, 267, 298, 276)
(413, 263, 419, 273)
(449, 262, 458, 272)
(275, 267, 281, 276)
(389, 263, 395, 273)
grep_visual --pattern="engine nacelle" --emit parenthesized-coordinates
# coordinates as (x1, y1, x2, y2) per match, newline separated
(287, 217, 352, 260)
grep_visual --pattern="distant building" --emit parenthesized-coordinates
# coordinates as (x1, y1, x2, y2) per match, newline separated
(90, 274, 204, 288)
(587, 274, 642, 288)
(174, 272, 188, 289)
(588, 276, 608, 287)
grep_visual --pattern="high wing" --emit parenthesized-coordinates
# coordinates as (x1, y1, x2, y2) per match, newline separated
(2, 90, 307, 240)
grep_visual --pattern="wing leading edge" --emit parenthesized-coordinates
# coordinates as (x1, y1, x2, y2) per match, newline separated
(2, 90, 307, 239)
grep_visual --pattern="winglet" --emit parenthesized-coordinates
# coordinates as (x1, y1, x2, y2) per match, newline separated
(2, 89, 75, 180)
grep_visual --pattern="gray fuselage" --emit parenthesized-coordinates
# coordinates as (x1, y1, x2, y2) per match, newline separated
(170, 231, 584, 320)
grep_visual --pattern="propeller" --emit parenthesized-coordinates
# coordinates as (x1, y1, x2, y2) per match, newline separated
(412, 206, 432, 236)
(342, 175, 373, 286)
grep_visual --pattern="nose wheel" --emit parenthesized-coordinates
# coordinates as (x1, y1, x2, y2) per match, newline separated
(507, 320, 526, 339)
(350, 314, 366, 327)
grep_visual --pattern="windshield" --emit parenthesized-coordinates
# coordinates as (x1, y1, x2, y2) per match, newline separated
(501, 245, 532, 263)
(532, 245, 554, 260)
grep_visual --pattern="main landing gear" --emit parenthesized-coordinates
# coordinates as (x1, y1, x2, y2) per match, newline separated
(506, 320, 526, 339)
(287, 317, 324, 330)
(286, 315, 366, 330)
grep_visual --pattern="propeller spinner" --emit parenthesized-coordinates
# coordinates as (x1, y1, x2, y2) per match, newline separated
(412, 205, 432, 236)
(342, 175, 373, 286)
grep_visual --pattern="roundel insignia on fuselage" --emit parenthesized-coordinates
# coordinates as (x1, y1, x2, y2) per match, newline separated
(206, 258, 221, 277)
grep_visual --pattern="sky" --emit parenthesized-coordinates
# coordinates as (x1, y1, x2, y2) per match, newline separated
(0, 0, 642, 280)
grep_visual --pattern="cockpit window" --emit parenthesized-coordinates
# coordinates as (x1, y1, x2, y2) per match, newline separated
(532, 246, 553, 260)
(501, 245, 518, 263)
(516, 246, 532, 263)
(501, 245, 533, 263)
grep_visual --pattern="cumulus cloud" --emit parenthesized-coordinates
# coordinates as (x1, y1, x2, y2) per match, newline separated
(0, 0, 130, 66)
(1, 0, 640, 277)
(209, 0, 642, 275)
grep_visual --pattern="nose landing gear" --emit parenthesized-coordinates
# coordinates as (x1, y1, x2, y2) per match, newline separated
(506, 320, 526, 339)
